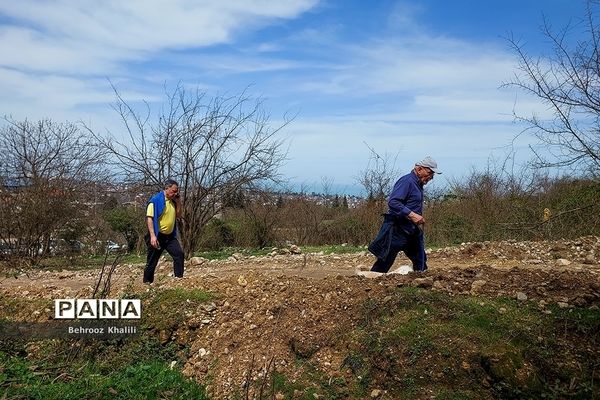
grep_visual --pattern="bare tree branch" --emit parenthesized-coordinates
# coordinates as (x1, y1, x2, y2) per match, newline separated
(356, 143, 400, 200)
(503, 1, 600, 176)
(89, 85, 290, 255)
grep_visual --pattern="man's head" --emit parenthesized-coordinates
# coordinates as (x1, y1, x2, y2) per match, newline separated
(163, 179, 179, 200)
(414, 156, 441, 185)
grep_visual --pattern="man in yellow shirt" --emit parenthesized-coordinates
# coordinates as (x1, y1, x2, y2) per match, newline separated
(143, 179, 184, 283)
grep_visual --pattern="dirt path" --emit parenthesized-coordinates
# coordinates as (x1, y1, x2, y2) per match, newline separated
(2, 237, 599, 298)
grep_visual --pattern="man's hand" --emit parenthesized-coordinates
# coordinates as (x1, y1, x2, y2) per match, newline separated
(150, 234, 160, 249)
(408, 211, 425, 225)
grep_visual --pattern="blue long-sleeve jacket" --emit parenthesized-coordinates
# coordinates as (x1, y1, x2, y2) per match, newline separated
(368, 170, 425, 261)
(387, 170, 423, 236)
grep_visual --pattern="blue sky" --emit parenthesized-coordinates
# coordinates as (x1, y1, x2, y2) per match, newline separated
(0, 0, 589, 194)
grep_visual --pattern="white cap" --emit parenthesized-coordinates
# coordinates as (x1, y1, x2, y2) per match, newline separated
(416, 156, 441, 174)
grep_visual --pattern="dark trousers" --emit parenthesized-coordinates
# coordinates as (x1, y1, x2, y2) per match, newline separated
(143, 232, 184, 283)
(371, 227, 427, 273)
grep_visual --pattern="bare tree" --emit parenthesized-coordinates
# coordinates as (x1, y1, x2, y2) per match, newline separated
(356, 143, 399, 200)
(90, 84, 289, 255)
(504, 0, 600, 175)
(0, 118, 107, 262)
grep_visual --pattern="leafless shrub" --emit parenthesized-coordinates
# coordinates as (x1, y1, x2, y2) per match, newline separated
(92, 253, 122, 299)
(0, 118, 107, 265)
(425, 162, 600, 243)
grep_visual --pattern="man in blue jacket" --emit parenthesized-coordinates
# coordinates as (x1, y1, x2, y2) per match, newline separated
(368, 156, 441, 273)
(143, 179, 184, 283)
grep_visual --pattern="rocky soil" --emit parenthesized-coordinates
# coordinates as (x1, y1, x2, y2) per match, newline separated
(1, 236, 599, 398)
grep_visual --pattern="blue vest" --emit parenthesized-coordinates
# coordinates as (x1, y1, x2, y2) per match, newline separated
(148, 191, 177, 236)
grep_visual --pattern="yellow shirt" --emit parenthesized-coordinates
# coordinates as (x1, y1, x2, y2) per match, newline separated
(146, 199, 176, 234)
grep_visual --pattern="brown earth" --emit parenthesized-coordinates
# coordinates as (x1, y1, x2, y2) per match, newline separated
(1, 236, 599, 398)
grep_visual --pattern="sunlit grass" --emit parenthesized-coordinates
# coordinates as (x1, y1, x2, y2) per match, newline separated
(0, 354, 208, 400)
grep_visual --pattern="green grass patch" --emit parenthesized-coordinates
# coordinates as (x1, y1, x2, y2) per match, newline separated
(0, 352, 207, 400)
(192, 244, 367, 260)
(0, 298, 209, 400)
(141, 287, 213, 332)
(33, 252, 144, 271)
(302, 244, 366, 255)
(147, 287, 213, 304)
(0, 293, 51, 319)
(344, 287, 599, 399)
(261, 366, 353, 400)
(549, 305, 600, 335)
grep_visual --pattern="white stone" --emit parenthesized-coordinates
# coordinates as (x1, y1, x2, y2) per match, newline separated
(189, 257, 207, 266)
(391, 265, 413, 275)
(516, 292, 528, 301)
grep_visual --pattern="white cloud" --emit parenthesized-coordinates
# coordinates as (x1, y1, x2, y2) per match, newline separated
(0, 68, 108, 116)
(0, 67, 161, 126)
(0, 26, 125, 75)
(296, 35, 516, 94)
(386, 1, 425, 32)
(0, 0, 318, 74)
(288, 31, 555, 128)
(166, 52, 305, 75)
(0, 0, 320, 130)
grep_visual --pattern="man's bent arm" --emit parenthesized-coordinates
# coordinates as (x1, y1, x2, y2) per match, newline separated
(147, 216, 159, 248)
